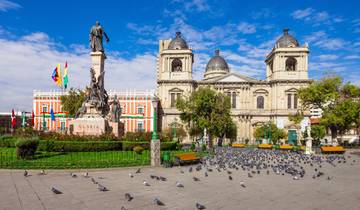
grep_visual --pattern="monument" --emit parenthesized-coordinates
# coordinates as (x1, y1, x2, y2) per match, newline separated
(70, 21, 123, 137)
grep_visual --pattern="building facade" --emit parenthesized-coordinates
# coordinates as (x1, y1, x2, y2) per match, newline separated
(33, 90, 155, 134)
(157, 29, 311, 144)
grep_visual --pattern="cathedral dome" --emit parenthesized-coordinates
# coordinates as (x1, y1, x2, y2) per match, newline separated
(204, 49, 230, 80)
(275, 28, 299, 48)
(168, 32, 188, 50)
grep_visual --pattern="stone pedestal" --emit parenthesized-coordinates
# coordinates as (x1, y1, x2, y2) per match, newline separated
(109, 122, 124, 138)
(90, 52, 105, 89)
(151, 139, 161, 167)
(70, 117, 108, 136)
(305, 137, 313, 155)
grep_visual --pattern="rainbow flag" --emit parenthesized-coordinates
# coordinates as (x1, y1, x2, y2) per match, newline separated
(63, 61, 69, 89)
(51, 64, 62, 88)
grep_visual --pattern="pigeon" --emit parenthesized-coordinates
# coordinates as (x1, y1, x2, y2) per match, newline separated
(38, 170, 46, 175)
(98, 184, 108, 192)
(227, 170, 232, 175)
(180, 170, 184, 174)
(189, 167, 193, 173)
(83, 172, 89, 178)
(150, 175, 157, 179)
(143, 181, 150, 186)
(120, 206, 127, 210)
(240, 181, 246, 188)
(154, 198, 165, 206)
(196, 202, 206, 209)
(205, 172, 208, 177)
(91, 177, 98, 184)
(129, 173, 134, 178)
(24, 170, 28, 177)
(266, 170, 270, 175)
(135, 168, 141, 173)
(51, 187, 62, 194)
(247, 173, 253, 178)
(70, 173, 77, 178)
(293, 176, 299, 180)
(193, 177, 200, 181)
(228, 176, 233, 180)
(125, 193, 133, 201)
(159, 176, 167, 181)
(176, 181, 184, 188)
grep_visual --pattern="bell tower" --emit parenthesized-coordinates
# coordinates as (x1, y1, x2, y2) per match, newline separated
(265, 29, 309, 81)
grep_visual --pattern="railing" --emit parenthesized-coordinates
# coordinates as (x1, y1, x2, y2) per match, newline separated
(0, 149, 150, 169)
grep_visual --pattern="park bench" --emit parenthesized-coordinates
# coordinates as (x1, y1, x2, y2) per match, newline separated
(173, 153, 200, 166)
(321, 146, 345, 154)
(279, 145, 293, 150)
(232, 143, 245, 148)
(258, 144, 273, 149)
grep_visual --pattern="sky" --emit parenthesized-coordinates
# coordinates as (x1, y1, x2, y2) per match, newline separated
(0, 0, 360, 111)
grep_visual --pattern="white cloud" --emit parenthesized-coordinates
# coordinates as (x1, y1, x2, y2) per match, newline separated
(316, 54, 339, 60)
(291, 8, 314, 19)
(303, 31, 347, 50)
(344, 55, 360, 59)
(171, 0, 209, 12)
(237, 22, 256, 34)
(0, 31, 156, 111)
(0, 0, 20, 12)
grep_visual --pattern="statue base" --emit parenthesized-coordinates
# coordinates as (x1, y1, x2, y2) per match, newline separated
(151, 139, 161, 167)
(305, 137, 313, 155)
(70, 117, 108, 136)
(109, 121, 124, 138)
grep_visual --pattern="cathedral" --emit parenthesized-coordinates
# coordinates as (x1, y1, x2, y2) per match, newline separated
(156, 29, 311, 144)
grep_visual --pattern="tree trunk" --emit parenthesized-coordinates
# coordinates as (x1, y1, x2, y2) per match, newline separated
(330, 127, 338, 146)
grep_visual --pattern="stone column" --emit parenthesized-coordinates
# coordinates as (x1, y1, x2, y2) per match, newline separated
(91, 52, 105, 90)
(151, 140, 161, 166)
(305, 126, 313, 155)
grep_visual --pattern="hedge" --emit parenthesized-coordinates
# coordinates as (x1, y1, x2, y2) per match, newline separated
(16, 138, 39, 159)
(0, 136, 16, 147)
(37, 140, 123, 152)
(122, 141, 178, 151)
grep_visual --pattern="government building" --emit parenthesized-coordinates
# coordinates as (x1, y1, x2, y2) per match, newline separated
(156, 29, 311, 144)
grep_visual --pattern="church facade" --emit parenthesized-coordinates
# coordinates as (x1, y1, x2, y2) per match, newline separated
(156, 29, 311, 144)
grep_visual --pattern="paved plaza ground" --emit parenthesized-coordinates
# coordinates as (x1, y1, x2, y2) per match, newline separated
(0, 152, 360, 210)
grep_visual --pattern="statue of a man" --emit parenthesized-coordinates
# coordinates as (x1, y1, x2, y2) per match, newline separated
(89, 21, 110, 53)
(110, 95, 121, 122)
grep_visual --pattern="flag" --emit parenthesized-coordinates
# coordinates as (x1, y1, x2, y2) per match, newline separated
(11, 109, 16, 128)
(50, 107, 55, 121)
(63, 61, 69, 89)
(21, 112, 26, 127)
(31, 111, 35, 127)
(42, 113, 46, 130)
(51, 64, 62, 88)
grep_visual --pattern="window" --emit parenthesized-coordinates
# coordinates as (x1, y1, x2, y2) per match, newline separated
(60, 122, 66, 131)
(257, 96, 264, 109)
(287, 94, 292, 109)
(137, 106, 144, 114)
(285, 57, 297, 71)
(42, 105, 48, 113)
(171, 93, 176, 107)
(171, 58, 182, 72)
(232, 92, 236, 109)
(137, 121, 144, 132)
(170, 93, 181, 107)
(294, 94, 298, 109)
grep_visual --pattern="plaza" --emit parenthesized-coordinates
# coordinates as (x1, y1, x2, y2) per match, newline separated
(0, 149, 359, 210)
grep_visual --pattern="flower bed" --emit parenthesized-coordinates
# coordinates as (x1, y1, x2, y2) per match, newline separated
(232, 143, 245, 148)
(258, 144, 272, 149)
(279, 145, 293, 150)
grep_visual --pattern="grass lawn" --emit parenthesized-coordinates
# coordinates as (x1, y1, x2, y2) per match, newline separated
(0, 148, 150, 169)
(0, 148, 209, 169)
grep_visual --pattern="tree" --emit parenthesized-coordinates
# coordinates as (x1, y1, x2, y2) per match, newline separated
(176, 87, 234, 147)
(310, 125, 326, 146)
(253, 123, 286, 145)
(60, 88, 87, 117)
(298, 76, 360, 144)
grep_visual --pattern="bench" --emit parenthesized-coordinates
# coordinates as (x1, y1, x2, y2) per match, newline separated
(173, 153, 200, 166)
(279, 145, 293, 150)
(321, 146, 345, 154)
(232, 143, 245, 148)
(258, 144, 273, 149)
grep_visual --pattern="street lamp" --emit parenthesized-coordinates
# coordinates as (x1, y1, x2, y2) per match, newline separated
(151, 96, 159, 140)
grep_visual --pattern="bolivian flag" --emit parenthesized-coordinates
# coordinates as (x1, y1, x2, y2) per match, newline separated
(63, 61, 69, 89)
(51, 64, 62, 87)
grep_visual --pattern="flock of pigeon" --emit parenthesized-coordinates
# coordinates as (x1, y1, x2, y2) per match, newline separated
(22, 147, 355, 209)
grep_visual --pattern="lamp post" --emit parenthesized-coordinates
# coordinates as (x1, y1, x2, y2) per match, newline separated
(172, 118, 178, 142)
(151, 95, 161, 166)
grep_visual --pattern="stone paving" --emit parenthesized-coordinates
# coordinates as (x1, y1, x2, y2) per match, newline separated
(0, 153, 360, 210)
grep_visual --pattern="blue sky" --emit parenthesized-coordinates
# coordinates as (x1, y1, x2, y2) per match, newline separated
(0, 0, 360, 111)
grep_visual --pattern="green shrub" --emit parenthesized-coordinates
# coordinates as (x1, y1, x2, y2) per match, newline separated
(161, 141, 177, 150)
(37, 140, 122, 152)
(123, 132, 152, 142)
(0, 135, 17, 147)
(201, 144, 207, 152)
(190, 142, 196, 151)
(133, 146, 144, 154)
(16, 138, 39, 160)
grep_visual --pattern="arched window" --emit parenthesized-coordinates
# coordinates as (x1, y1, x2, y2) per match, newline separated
(232, 92, 236, 109)
(257, 96, 264, 109)
(171, 58, 182, 72)
(285, 57, 297, 71)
